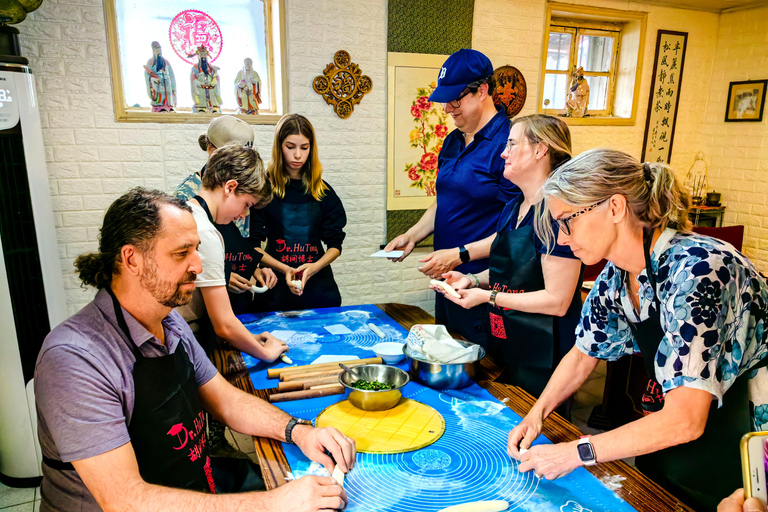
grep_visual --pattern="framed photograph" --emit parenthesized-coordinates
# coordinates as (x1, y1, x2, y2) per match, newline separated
(725, 80, 767, 122)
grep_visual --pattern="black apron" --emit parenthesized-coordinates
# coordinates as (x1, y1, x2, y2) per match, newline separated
(189, 195, 228, 354)
(486, 219, 582, 397)
(630, 230, 767, 512)
(264, 194, 341, 311)
(43, 287, 215, 494)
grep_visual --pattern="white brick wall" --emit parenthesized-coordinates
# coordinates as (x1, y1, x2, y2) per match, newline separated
(21, 0, 436, 316)
(19, 0, 766, 318)
(702, 6, 768, 270)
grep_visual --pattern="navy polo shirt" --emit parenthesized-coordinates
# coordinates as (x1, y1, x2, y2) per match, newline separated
(434, 108, 520, 274)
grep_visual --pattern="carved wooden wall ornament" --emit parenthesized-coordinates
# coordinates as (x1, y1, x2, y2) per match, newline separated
(492, 65, 527, 118)
(313, 50, 372, 119)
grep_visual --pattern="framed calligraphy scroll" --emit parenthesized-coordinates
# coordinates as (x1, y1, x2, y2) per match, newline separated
(641, 30, 687, 163)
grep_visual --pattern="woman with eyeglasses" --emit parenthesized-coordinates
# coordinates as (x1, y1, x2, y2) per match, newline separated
(430, 115, 582, 400)
(507, 148, 768, 512)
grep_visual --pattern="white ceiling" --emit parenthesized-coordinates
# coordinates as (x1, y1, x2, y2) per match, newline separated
(642, 0, 768, 13)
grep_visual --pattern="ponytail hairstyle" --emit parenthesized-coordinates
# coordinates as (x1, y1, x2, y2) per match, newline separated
(535, 148, 691, 252)
(74, 188, 191, 289)
(202, 144, 273, 209)
(198, 133, 211, 151)
(268, 114, 328, 201)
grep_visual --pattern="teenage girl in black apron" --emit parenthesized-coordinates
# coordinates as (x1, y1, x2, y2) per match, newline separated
(252, 114, 347, 312)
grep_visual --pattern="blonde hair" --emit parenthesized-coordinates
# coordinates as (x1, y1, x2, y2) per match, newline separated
(202, 144, 272, 208)
(268, 114, 327, 201)
(535, 148, 691, 251)
(512, 115, 574, 253)
(510, 114, 572, 170)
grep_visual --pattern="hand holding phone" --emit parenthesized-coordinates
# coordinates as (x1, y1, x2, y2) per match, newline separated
(718, 488, 766, 512)
(740, 432, 768, 508)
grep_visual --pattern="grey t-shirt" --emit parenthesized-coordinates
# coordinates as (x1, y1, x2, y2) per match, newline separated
(35, 288, 218, 512)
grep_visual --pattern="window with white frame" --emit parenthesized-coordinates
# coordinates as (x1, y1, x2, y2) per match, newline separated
(106, 0, 285, 122)
(542, 21, 620, 116)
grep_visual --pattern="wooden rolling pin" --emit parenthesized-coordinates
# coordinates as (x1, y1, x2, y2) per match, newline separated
(277, 375, 340, 393)
(269, 383, 345, 403)
(267, 357, 383, 379)
(281, 368, 344, 382)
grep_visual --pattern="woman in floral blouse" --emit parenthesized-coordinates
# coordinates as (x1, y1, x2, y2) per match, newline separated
(507, 148, 768, 512)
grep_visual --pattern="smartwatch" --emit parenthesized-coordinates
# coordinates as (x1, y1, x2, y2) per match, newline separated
(577, 436, 597, 466)
(458, 246, 470, 264)
(285, 417, 312, 444)
(489, 289, 499, 307)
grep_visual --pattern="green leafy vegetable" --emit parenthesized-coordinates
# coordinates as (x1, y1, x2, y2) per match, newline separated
(351, 379, 394, 391)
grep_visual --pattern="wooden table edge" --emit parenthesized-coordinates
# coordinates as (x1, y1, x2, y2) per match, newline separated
(212, 303, 693, 512)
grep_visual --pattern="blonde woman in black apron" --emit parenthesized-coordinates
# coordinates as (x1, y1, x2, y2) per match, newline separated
(507, 148, 768, 512)
(432, 115, 583, 399)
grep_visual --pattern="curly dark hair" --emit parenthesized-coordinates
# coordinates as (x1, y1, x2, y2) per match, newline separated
(74, 187, 191, 289)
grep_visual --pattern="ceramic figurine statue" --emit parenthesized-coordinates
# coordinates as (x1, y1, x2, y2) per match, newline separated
(565, 66, 589, 118)
(685, 151, 708, 204)
(143, 41, 176, 112)
(235, 58, 262, 114)
(189, 45, 222, 113)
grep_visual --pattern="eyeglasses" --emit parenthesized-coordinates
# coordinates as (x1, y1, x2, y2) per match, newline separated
(441, 79, 487, 109)
(556, 199, 608, 235)
(504, 138, 530, 153)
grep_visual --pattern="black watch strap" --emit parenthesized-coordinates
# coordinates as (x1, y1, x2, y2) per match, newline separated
(459, 246, 470, 264)
(285, 417, 312, 444)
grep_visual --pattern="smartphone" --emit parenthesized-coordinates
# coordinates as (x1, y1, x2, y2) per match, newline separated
(741, 432, 768, 504)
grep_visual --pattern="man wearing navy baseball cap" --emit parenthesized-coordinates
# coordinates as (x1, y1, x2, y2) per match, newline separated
(386, 49, 520, 346)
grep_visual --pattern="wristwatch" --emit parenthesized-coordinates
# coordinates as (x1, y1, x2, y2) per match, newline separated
(577, 436, 597, 466)
(285, 417, 312, 444)
(489, 289, 499, 307)
(458, 246, 470, 264)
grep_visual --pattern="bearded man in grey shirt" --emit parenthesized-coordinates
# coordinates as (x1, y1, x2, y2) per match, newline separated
(35, 188, 354, 511)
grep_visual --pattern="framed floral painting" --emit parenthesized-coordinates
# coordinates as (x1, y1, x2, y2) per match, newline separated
(387, 52, 455, 210)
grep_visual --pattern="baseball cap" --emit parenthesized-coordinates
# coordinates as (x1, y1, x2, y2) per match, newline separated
(205, 115, 254, 149)
(428, 49, 494, 103)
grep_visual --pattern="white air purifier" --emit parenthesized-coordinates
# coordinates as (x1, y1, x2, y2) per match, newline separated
(0, 26, 67, 482)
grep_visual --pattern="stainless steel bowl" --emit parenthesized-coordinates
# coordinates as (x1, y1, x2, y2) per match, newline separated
(403, 341, 485, 390)
(339, 364, 410, 411)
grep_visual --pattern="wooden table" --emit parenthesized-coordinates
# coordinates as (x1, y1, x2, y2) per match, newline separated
(213, 303, 694, 512)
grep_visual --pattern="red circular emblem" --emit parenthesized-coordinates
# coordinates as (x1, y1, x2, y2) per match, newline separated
(169, 10, 223, 65)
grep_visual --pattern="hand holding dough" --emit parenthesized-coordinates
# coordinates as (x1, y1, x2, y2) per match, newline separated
(430, 279, 461, 299)
(251, 284, 269, 294)
(331, 464, 345, 488)
(437, 501, 509, 512)
(291, 280, 303, 292)
(280, 353, 292, 364)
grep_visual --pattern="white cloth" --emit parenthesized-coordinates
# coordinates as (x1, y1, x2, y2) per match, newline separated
(406, 324, 480, 363)
(176, 201, 226, 324)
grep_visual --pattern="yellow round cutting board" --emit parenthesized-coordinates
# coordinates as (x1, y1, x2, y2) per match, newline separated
(315, 398, 445, 454)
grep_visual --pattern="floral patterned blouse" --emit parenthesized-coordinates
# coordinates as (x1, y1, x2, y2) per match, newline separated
(577, 229, 768, 430)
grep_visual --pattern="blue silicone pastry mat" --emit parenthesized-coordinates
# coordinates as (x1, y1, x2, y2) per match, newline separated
(240, 306, 636, 512)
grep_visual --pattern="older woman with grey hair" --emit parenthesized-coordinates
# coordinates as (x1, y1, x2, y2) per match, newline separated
(507, 148, 768, 512)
